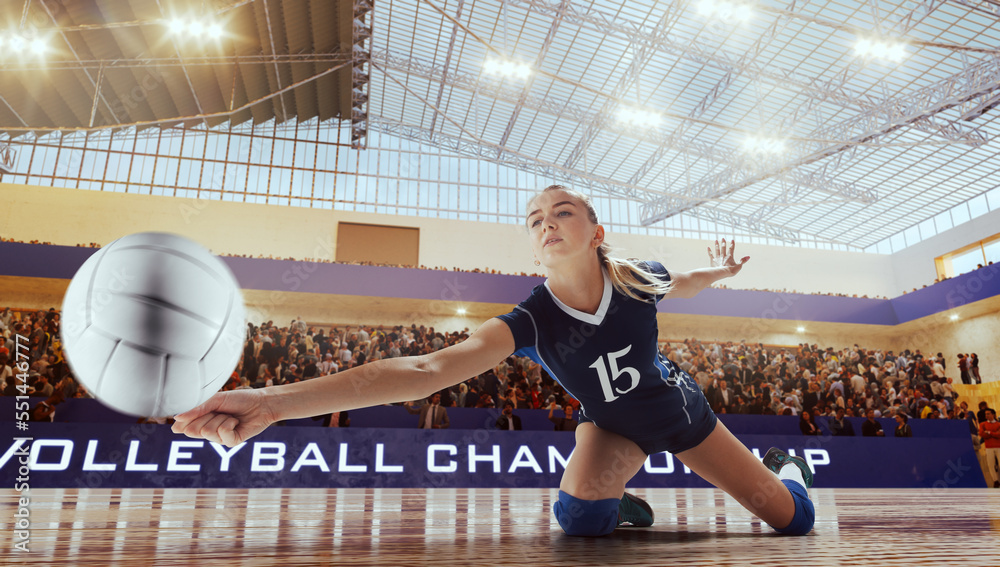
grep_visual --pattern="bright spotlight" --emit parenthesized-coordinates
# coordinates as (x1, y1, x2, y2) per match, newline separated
(854, 36, 907, 62)
(169, 18, 186, 35)
(457, 308, 467, 315)
(949, 313, 959, 321)
(29, 37, 46, 55)
(615, 105, 663, 128)
(208, 23, 224, 39)
(483, 56, 532, 80)
(9, 34, 25, 53)
(697, 0, 755, 23)
(189, 21, 204, 36)
(741, 135, 787, 155)
(796, 326, 805, 333)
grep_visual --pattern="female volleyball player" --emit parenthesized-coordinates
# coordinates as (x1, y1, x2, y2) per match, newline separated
(173, 185, 815, 537)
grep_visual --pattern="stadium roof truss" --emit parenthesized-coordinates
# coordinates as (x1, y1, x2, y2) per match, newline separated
(1, 0, 999, 252)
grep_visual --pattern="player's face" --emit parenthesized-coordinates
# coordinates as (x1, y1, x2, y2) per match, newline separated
(526, 190, 602, 269)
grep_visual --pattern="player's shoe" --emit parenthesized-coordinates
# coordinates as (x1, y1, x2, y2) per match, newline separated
(617, 492, 654, 527)
(762, 447, 814, 489)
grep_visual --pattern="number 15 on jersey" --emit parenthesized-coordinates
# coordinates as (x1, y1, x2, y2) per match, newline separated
(589, 344, 640, 402)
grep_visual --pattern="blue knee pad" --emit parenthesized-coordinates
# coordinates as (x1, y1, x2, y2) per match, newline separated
(553, 490, 619, 537)
(772, 479, 815, 536)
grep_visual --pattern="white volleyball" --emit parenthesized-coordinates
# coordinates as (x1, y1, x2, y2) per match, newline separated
(60, 232, 246, 417)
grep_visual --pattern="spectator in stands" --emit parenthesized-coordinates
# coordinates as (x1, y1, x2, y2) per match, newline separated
(862, 409, 884, 437)
(495, 401, 522, 430)
(548, 401, 578, 432)
(829, 407, 855, 436)
(29, 375, 53, 398)
(977, 401, 994, 425)
(319, 353, 337, 376)
(409, 393, 449, 429)
(31, 393, 63, 422)
(799, 411, 820, 436)
(957, 353, 972, 385)
(894, 413, 912, 437)
(979, 409, 1000, 488)
(970, 353, 981, 384)
(706, 379, 733, 413)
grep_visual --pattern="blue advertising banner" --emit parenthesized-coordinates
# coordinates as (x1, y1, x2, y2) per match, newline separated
(1, 423, 985, 490)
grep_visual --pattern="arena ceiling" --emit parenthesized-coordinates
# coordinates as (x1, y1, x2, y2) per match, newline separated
(0, 0, 365, 136)
(1, 0, 999, 253)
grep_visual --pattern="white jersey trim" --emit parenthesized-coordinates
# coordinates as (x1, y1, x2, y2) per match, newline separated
(543, 268, 613, 325)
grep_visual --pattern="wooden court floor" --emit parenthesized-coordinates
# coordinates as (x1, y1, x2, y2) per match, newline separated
(3, 488, 999, 566)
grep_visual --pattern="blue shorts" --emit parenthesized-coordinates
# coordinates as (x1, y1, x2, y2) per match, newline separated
(578, 372, 719, 456)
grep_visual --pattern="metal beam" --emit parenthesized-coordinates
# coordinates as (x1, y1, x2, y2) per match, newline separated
(376, 49, 880, 205)
(947, 0, 1000, 18)
(0, 54, 352, 72)
(627, 0, 795, 188)
(367, 114, 856, 245)
(498, 0, 570, 147)
(154, 0, 212, 129)
(509, 0, 987, 147)
(373, 49, 730, 163)
(38, 0, 123, 125)
(640, 55, 1000, 225)
(261, 0, 290, 123)
(429, 0, 465, 134)
(561, 0, 689, 169)
(0, 141, 16, 173)
(351, 0, 374, 149)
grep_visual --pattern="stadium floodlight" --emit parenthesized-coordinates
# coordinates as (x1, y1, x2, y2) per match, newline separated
(167, 16, 224, 41)
(482, 56, 532, 80)
(949, 313, 959, 321)
(797, 326, 805, 333)
(696, 0, 754, 24)
(9, 34, 25, 53)
(854, 37, 908, 63)
(741, 135, 787, 154)
(30, 38, 46, 55)
(615, 105, 664, 128)
(457, 308, 467, 315)
(169, 18, 186, 35)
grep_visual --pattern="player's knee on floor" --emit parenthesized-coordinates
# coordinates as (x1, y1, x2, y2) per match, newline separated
(553, 490, 619, 537)
(772, 479, 815, 536)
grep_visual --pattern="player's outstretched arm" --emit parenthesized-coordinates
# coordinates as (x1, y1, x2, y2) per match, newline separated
(172, 318, 515, 446)
(667, 238, 750, 298)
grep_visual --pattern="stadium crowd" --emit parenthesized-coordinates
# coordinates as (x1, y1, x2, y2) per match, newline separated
(1, 307, 992, 445)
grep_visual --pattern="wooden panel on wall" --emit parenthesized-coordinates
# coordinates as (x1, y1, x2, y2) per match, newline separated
(336, 222, 419, 266)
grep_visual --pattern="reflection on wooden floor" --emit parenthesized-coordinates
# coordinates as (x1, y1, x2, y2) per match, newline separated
(3, 488, 999, 566)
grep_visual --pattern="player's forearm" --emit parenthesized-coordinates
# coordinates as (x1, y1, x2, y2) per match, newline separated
(672, 267, 732, 298)
(264, 356, 434, 420)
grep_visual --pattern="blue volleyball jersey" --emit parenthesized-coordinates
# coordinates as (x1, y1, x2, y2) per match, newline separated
(496, 261, 711, 449)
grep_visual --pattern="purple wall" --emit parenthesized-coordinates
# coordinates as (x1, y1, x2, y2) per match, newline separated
(2, 241, 998, 325)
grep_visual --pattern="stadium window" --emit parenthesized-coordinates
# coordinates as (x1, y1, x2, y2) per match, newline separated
(934, 232, 999, 280)
(967, 194, 988, 219)
(951, 203, 971, 226)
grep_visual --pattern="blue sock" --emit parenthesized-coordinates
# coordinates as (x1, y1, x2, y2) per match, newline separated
(772, 479, 815, 536)
(553, 490, 620, 537)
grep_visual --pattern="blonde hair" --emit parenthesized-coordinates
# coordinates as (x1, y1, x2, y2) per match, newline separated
(527, 185, 672, 302)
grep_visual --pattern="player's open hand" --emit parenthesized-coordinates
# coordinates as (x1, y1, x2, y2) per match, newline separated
(708, 238, 750, 277)
(171, 389, 277, 447)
